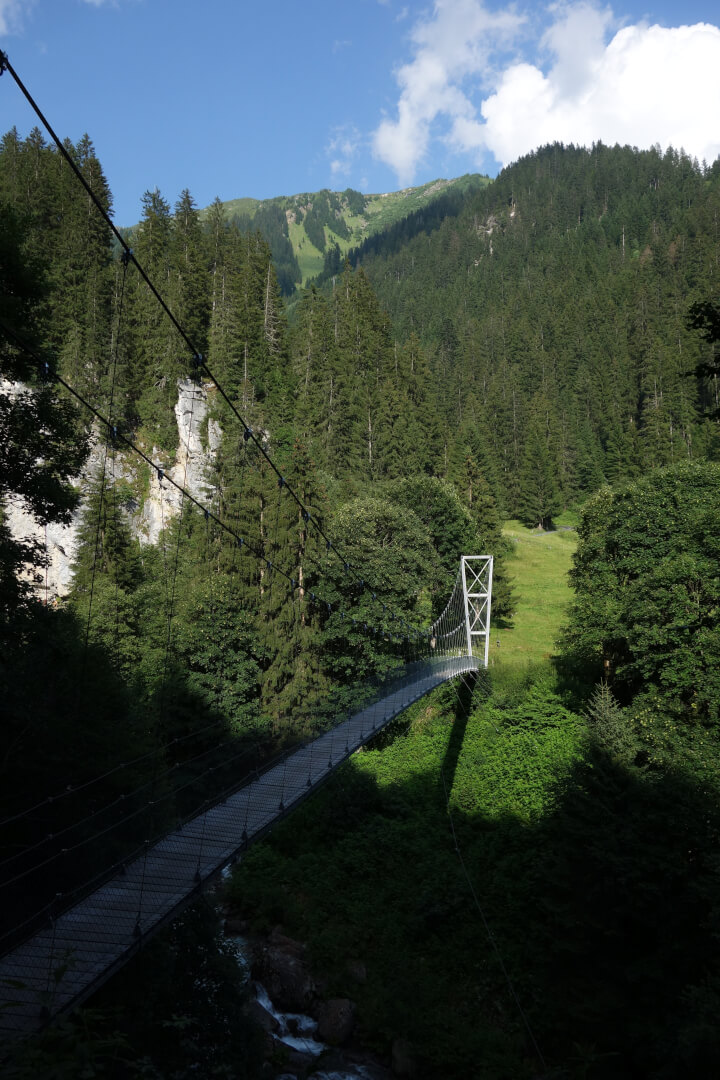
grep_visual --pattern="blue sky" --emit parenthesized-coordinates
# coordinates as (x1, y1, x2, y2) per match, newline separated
(1, 1, 719, 225)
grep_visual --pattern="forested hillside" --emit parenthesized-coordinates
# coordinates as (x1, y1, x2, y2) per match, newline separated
(2, 124, 720, 1078)
(0, 125, 510, 1041)
(121, 175, 489, 298)
(352, 142, 720, 524)
(211, 174, 488, 292)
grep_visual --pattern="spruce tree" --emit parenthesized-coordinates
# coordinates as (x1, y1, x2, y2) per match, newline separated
(69, 472, 145, 677)
(516, 393, 563, 529)
(0, 202, 88, 620)
(54, 135, 114, 403)
(171, 188, 209, 356)
(127, 188, 184, 451)
(291, 285, 338, 468)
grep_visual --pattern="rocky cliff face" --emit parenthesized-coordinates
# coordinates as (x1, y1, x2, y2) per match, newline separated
(138, 380, 222, 546)
(4, 379, 221, 599)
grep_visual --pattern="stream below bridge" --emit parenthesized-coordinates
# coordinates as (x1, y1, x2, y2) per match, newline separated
(225, 929, 395, 1080)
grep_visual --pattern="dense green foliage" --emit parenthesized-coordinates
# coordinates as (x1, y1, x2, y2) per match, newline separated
(229, 668, 720, 1078)
(562, 460, 720, 721)
(312, 180, 490, 289)
(3, 124, 720, 1078)
(685, 297, 720, 416)
(2, 901, 264, 1079)
(353, 142, 720, 517)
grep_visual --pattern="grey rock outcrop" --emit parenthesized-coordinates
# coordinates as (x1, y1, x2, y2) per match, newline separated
(138, 380, 220, 544)
(4, 379, 220, 598)
(3, 433, 106, 599)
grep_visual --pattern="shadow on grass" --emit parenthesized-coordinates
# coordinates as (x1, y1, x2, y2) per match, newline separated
(225, 682, 720, 1080)
(14, 670, 719, 1080)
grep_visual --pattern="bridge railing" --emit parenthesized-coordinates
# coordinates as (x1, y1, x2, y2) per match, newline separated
(0, 653, 482, 967)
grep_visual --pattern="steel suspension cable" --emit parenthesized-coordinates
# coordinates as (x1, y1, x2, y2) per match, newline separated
(0, 711, 239, 831)
(0, 49, 425, 637)
(0, 736, 262, 893)
(0, 729, 257, 876)
(0, 319, 351, 622)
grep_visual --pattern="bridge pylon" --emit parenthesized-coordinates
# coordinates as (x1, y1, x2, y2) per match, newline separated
(461, 555, 494, 667)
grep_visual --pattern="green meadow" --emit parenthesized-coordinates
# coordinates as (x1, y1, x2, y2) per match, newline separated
(492, 516, 578, 669)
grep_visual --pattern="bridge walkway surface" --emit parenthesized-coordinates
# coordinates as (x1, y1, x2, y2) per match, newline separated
(0, 655, 478, 1038)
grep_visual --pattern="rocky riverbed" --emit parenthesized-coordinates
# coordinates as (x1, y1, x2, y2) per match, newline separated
(223, 918, 404, 1080)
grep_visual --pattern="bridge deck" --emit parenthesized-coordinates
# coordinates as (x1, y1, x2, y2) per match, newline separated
(0, 655, 478, 1037)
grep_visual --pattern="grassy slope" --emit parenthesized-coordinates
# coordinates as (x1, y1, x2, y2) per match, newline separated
(210, 174, 491, 285)
(289, 223, 358, 282)
(214, 196, 262, 217)
(288, 219, 323, 282)
(229, 521, 583, 1077)
(230, 519, 720, 1077)
(493, 518, 577, 669)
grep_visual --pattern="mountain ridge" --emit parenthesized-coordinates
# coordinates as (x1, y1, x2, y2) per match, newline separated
(214, 173, 491, 289)
(121, 174, 491, 294)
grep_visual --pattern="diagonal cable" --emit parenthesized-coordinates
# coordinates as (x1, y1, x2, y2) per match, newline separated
(0, 49, 426, 636)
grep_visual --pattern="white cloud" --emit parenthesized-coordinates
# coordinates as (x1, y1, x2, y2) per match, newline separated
(482, 13, 720, 167)
(0, 0, 117, 34)
(372, 0, 525, 183)
(373, 1, 720, 184)
(0, 0, 33, 35)
(327, 125, 362, 180)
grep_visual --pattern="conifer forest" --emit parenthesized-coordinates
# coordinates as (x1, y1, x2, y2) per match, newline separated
(1, 125, 720, 1079)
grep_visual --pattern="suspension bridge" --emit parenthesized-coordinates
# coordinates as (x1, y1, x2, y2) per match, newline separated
(0, 559, 492, 1037)
(0, 50, 494, 1040)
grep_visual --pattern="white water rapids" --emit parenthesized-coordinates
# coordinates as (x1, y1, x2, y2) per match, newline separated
(226, 934, 379, 1079)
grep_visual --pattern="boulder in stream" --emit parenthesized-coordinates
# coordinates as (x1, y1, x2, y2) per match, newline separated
(247, 995, 281, 1034)
(254, 934, 317, 1013)
(316, 998, 356, 1045)
(308, 1048, 395, 1079)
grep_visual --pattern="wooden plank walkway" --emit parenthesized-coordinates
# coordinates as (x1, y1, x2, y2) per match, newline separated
(0, 655, 478, 1037)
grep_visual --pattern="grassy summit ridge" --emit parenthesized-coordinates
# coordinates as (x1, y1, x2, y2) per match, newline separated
(208, 173, 490, 284)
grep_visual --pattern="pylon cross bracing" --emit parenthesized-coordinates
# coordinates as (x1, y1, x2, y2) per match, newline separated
(461, 555, 494, 667)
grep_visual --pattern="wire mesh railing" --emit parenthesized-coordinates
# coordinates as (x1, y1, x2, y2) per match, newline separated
(0, 652, 479, 1038)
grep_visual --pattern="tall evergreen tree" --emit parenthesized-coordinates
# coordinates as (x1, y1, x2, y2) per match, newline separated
(170, 188, 209, 356)
(127, 187, 183, 450)
(0, 202, 88, 620)
(516, 392, 563, 529)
